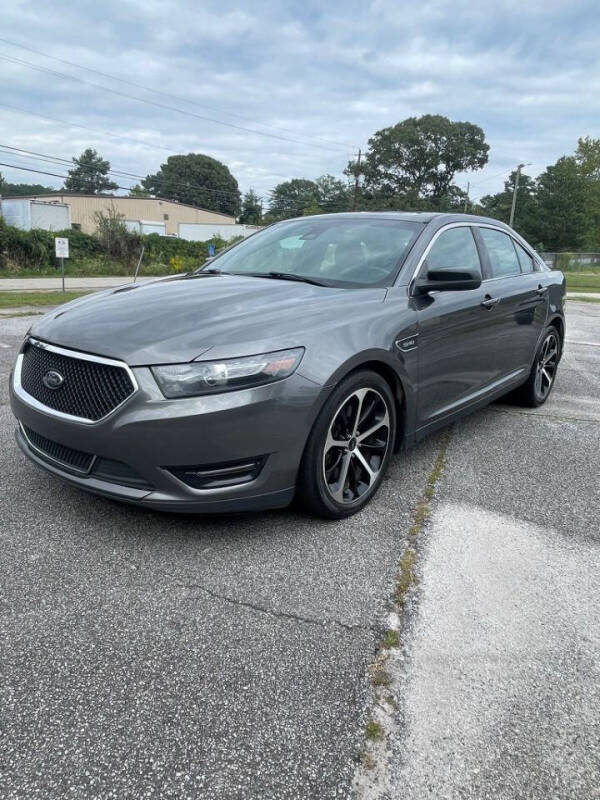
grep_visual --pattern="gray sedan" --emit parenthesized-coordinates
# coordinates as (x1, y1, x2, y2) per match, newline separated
(10, 212, 565, 518)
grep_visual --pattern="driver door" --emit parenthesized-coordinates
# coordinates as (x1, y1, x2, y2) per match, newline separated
(414, 225, 499, 431)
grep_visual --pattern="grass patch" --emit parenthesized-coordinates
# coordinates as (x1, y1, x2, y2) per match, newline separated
(0, 310, 44, 318)
(0, 258, 185, 279)
(564, 272, 600, 292)
(396, 434, 450, 602)
(394, 548, 416, 608)
(381, 629, 400, 649)
(0, 291, 90, 308)
(365, 720, 384, 742)
(567, 295, 600, 304)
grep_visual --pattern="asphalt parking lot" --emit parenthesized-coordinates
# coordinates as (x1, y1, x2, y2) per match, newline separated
(1, 302, 598, 799)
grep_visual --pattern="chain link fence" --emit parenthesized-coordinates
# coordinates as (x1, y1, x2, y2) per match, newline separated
(541, 252, 600, 271)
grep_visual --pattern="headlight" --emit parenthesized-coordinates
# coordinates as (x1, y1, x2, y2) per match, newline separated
(152, 347, 305, 398)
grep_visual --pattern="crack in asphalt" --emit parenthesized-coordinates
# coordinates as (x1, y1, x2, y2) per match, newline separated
(182, 582, 375, 634)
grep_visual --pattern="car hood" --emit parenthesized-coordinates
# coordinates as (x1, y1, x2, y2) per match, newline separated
(30, 274, 387, 365)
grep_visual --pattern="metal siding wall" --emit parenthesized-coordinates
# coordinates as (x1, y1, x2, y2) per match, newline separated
(178, 223, 256, 241)
(1, 199, 31, 230)
(57, 196, 235, 235)
(30, 202, 70, 231)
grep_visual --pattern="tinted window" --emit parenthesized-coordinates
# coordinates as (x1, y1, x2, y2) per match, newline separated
(425, 227, 481, 274)
(203, 218, 423, 287)
(514, 241, 534, 273)
(480, 228, 521, 278)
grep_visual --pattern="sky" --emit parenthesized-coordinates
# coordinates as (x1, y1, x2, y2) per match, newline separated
(0, 0, 598, 208)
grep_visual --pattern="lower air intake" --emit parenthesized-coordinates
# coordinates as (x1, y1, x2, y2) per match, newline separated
(168, 456, 266, 490)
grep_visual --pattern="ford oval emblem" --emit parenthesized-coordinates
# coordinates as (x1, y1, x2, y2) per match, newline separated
(43, 370, 65, 390)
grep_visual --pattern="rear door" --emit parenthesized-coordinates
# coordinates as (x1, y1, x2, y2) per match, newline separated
(414, 225, 497, 428)
(475, 227, 547, 376)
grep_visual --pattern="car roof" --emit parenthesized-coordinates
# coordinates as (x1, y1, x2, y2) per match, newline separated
(284, 211, 512, 228)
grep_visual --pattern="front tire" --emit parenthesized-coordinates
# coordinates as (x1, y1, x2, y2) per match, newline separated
(298, 370, 397, 519)
(517, 327, 561, 407)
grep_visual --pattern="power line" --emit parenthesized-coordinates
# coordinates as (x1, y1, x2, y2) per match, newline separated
(0, 160, 247, 206)
(0, 36, 358, 153)
(0, 161, 515, 220)
(0, 143, 247, 201)
(0, 52, 353, 155)
(0, 100, 174, 153)
(0, 102, 303, 185)
(0, 160, 357, 220)
(0, 160, 361, 215)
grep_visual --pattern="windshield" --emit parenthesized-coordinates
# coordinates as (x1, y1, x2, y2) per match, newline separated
(198, 217, 424, 287)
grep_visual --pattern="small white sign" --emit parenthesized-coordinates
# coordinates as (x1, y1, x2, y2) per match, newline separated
(55, 237, 69, 258)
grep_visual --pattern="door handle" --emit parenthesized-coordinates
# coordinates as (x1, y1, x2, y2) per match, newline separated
(536, 285, 548, 296)
(481, 294, 500, 309)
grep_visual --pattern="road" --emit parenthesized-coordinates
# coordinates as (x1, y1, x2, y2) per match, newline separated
(354, 301, 600, 799)
(1, 303, 598, 799)
(0, 277, 154, 291)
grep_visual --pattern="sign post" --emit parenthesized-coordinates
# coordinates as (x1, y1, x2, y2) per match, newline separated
(54, 237, 69, 293)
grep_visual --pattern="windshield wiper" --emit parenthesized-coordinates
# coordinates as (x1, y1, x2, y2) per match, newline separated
(243, 271, 328, 287)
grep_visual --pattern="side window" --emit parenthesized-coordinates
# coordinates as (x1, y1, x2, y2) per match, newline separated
(479, 228, 521, 278)
(425, 227, 481, 275)
(514, 241, 534, 273)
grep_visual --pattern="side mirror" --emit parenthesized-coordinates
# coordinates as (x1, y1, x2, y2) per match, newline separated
(416, 268, 481, 294)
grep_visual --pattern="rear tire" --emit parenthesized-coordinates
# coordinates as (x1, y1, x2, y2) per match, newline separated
(297, 370, 397, 519)
(516, 327, 561, 407)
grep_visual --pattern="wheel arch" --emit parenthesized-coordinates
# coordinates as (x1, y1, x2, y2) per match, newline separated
(548, 314, 565, 359)
(324, 357, 408, 452)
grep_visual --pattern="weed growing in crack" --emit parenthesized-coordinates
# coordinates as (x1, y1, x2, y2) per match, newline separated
(381, 629, 400, 649)
(365, 720, 384, 742)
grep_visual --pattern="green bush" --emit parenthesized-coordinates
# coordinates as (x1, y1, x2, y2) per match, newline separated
(0, 220, 54, 270)
(141, 233, 228, 265)
(93, 209, 142, 263)
(0, 213, 239, 274)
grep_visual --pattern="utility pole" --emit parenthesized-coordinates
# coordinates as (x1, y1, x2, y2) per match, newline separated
(352, 149, 362, 211)
(509, 163, 525, 227)
(463, 181, 470, 213)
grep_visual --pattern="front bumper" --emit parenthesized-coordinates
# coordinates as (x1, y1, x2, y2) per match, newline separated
(10, 363, 323, 513)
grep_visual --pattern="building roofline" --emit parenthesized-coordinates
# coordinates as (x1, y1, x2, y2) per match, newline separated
(0, 192, 235, 219)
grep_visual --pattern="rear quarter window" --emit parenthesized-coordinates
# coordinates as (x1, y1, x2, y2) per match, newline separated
(479, 228, 521, 278)
(514, 241, 534, 273)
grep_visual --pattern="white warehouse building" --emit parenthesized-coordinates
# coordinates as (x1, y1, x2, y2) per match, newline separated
(0, 193, 260, 241)
(0, 198, 71, 231)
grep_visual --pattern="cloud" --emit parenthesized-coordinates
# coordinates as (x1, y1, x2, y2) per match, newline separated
(0, 0, 597, 205)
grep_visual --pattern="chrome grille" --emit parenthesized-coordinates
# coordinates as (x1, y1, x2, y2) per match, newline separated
(20, 340, 135, 422)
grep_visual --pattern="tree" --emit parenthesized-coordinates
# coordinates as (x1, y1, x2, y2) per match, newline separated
(0, 172, 54, 197)
(142, 153, 240, 216)
(266, 175, 351, 221)
(128, 184, 151, 197)
(238, 189, 262, 225)
(348, 114, 489, 209)
(531, 157, 587, 251)
(266, 178, 319, 221)
(64, 148, 118, 194)
(480, 170, 538, 240)
(314, 174, 351, 213)
(575, 136, 600, 249)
